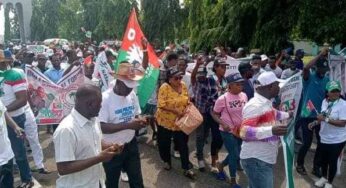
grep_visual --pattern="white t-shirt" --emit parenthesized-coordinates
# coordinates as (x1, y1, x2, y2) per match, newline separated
(98, 88, 141, 145)
(281, 69, 300, 79)
(182, 73, 194, 98)
(0, 101, 14, 165)
(265, 64, 282, 78)
(320, 99, 346, 144)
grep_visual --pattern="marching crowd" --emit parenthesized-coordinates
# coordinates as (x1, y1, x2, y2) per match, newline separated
(0, 40, 345, 188)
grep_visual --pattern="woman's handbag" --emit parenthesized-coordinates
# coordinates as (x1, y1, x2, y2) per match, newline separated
(175, 103, 203, 135)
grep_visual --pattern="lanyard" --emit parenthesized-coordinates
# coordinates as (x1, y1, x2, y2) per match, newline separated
(324, 99, 339, 116)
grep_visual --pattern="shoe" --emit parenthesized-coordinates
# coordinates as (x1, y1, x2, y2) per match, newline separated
(163, 162, 172, 171)
(198, 160, 206, 172)
(38, 168, 51, 174)
(173, 151, 180, 158)
(215, 171, 226, 180)
(120, 171, 129, 182)
(296, 165, 307, 175)
(324, 183, 333, 188)
(314, 177, 328, 188)
(17, 181, 34, 188)
(184, 169, 196, 180)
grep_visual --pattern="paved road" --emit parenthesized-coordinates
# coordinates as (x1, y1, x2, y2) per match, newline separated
(17, 127, 346, 188)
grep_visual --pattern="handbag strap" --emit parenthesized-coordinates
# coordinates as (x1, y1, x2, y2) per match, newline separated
(223, 95, 237, 127)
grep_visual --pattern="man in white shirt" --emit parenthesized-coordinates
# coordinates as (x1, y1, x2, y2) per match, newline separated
(0, 100, 24, 188)
(281, 60, 301, 79)
(265, 56, 282, 78)
(53, 85, 122, 188)
(99, 62, 148, 188)
(240, 72, 292, 188)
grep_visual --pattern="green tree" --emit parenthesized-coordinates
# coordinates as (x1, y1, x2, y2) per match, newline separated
(4, 5, 11, 42)
(141, 0, 187, 47)
(296, 0, 346, 46)
(30, 0, 60, 40)
(94, 0, 138, 42)
(59, 0, 84, 40)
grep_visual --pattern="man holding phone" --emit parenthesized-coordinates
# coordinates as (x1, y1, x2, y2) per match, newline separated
(54, 84, 123, 188)
(99, 62, 148, 188)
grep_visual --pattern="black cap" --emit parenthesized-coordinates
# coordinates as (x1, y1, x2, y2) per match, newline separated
(252, 55, 261, 60)
(167, 66, 184, 77)
(238, 62, 252, 74)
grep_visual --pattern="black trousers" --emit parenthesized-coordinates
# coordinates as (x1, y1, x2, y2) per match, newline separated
(318, 141, 346, 183)
(205, 113, 223, 156)
(297, 118, 321, 169)
(102, 138, 144, 188)
(157, 125, 191, 170)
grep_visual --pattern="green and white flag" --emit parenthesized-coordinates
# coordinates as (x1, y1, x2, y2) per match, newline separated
(115, 9, 160, 109)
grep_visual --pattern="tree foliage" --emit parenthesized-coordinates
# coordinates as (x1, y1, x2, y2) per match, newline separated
(31, 0, 60, 40)
(141, 0, 188, 46)
(25, 0, 346, 52)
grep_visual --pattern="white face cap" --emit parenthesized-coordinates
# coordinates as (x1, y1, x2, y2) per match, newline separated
(255, 71, 285, 87)
(261, 54, 268, 61)
(117, 77, 139, 88)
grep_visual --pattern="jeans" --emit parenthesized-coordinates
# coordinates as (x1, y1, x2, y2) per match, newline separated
(0, 159, 14, 188)
(241, 158, 274, 188)
(296, 118, 321, 169)
(195, 113, 209, 160)
(102, 138, 143, 188)
(157, 125, 191, 170)
(7, 113, 32, 183)
(318, 141, 346, 183)
(220, 131, 242, 177)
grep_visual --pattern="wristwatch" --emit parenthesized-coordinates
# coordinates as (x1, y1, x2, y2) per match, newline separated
(325, 117, 330, 123)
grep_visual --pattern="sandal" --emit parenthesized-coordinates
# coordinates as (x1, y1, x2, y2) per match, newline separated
(296, 165, 307, 175)
(163, 162, 172, 171)
(17, 181, 34, 188)
(184, 169, 196, 180)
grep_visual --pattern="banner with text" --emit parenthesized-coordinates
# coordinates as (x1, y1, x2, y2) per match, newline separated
(279, 72, 303, 188)
(26, 65, 84, 125)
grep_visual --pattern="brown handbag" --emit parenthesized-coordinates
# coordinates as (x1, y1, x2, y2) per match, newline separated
(175, 103, 203, 135)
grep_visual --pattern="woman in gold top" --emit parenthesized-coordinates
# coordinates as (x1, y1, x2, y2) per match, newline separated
(155, 66, 195, 179)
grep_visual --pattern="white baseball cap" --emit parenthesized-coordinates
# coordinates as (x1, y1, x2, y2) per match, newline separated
(255, 71, 285, 87)
(117, 77, 139, 88)
(261, 54, 268, 61)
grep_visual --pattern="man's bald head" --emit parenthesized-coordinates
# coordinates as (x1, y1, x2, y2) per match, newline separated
(75, 84, 102, 118)
(76, 84, 101, 102)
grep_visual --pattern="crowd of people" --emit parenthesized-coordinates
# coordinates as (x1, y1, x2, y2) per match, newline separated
(0, 39, 345, 188)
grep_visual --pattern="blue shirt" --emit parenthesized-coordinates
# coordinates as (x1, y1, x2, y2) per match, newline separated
(44, 68, 64, 83)
(300, 71, 329, 118)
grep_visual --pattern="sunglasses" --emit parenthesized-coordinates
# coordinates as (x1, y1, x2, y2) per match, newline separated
(173, 76, 183, 81)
